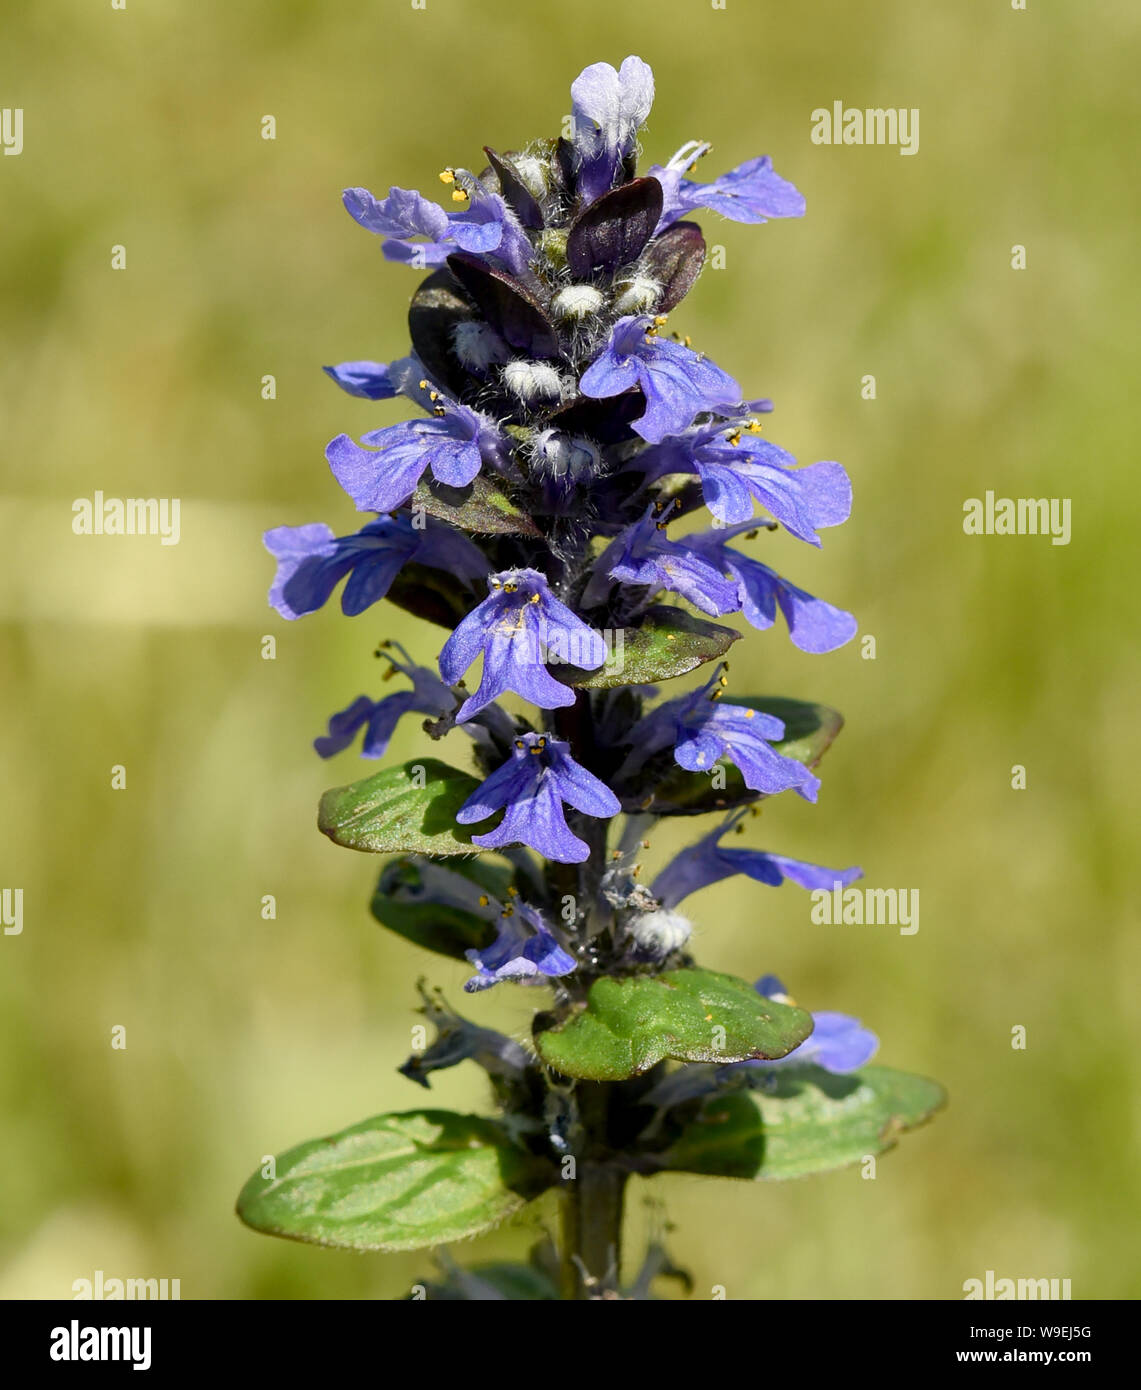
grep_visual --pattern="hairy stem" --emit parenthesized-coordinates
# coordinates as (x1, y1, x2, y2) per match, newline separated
(558, 1081, 627, 1299)
(559, 1160, 628, 1299)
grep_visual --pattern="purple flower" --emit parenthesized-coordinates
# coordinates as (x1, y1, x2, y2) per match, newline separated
(327, 401, 506, 515)
(263, 515, 485, 620)
(439, 568, 608, 721)
(690, 531, 857, 653)
(639, 422, 852, 541)
(579, 317, 740, 444)
(652, 812, 862, 909)
(651, 147, 806, 233)
(398, 984, 534, 1089)
(343, 184, 502, 265)
(314, 645, 456, 759)
(456, 732, 620, 864)
(322, 360, 400, 400)
(625, 672, 824, 803)
(464, 900, 577, 992)
(741, 976, 878, 1073)
(584, 507, 739, 616)
(571, 56, 655, 203)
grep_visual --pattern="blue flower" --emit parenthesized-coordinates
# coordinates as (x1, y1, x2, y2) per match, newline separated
(314, 644, 456, 759)
(322, 360, 400, 400)
(456, 732, 620, 864)
(464, 900, 577, 992)
(639, 421, 852, 540)
(263, 516, 485, 620)
(327, 400, 507, 515)
(571, 56, 655, 203)
(652, 811, 862, 909)
(342, 184, 511, 267)
(651, 146, 806, 232)
(439, 568, 608, 721)
(624, 671, 824, 802)
(741, 976, 878, 1073)
(690, 531, 857, 653)
(398, 982, 534, 1088)
(585, 506, 740, 616)
(579, 317, 740, 444)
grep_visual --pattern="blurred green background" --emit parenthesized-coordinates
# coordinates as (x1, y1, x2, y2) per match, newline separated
(2, 0, 1138, 1300)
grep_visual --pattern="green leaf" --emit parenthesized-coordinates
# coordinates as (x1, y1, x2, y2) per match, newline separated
(414, 474, 540, 538)
(535, 968, 813, 1081)
(661, 1065, 946, 1181)
(237, 1110, 554, 1252)
(645, 697, 844, 815)
(370, 855, 513, 960)
(318, 758, 482, 857)
(555, 606, 739, 690)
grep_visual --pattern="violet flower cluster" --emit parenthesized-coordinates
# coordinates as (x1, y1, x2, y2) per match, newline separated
(243, 55, 946, 1299)
(266, 56, 861, 992)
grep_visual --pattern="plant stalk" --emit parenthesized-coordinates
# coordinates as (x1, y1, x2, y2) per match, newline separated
(559, 1160, 628, 1299)
(558, 1080, 627, 1299)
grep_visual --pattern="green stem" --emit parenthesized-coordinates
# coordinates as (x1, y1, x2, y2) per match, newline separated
(559, 1161, 628, 1300)
(558, 1082, 628, 1299)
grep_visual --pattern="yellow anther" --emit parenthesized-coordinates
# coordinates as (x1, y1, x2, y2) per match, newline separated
(632, 864, 642, 878)
(726, 429, 742, 447)
(429, 390, 440, 401)
(641, 839, 651, 849)
(514, 739, 525, 750)
(451, 189, 469, 203)
(419, 379, 430, 389)
(653, 314, 669, 326)
(529, 592, 541, 604)
(478, 894, 490, 907)
(438, 169, 455, 184)
(746, 418, 763, 434)
(683, 335, 692, 348)
(502, 904, 514, 917)
(745, 708, 755, 719)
